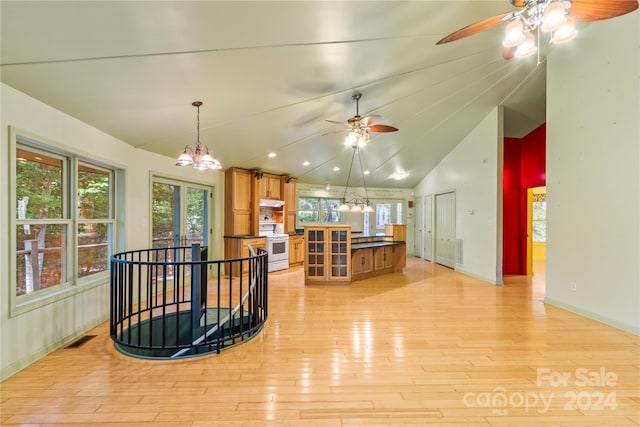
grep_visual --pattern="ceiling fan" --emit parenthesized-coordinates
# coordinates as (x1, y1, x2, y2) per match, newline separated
(436, 0, 639, 59)
(326, 91, 398, 148)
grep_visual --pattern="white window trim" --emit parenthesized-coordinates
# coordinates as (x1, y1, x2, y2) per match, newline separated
(9, 127, 120, 317)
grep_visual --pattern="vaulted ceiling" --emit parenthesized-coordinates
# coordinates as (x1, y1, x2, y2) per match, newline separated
(0, 1, 550, 188)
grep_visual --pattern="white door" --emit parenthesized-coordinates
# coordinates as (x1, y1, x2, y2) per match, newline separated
(435, 192, 455, 268)
(415, 196, 423, 257)
(423, 194, 433, 261)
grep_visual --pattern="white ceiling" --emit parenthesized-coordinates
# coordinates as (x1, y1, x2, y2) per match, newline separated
(0, 1, 549, 188)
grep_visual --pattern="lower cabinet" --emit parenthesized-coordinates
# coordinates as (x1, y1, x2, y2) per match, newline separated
(304, 226, 351, 284)
(289, 234, 304, 266)
(224, 236, 266, 276)
(374, 246, 394, 271)
(352, 248, 373, 276)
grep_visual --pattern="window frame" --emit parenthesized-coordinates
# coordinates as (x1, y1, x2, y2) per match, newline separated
(297, 196, 344, 226)
(9, 127, 119, 317)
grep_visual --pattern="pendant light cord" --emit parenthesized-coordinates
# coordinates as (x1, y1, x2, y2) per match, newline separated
(342, 147, 357, 202)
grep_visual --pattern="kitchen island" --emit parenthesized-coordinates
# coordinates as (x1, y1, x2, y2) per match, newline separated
(304, 224, 406, 285)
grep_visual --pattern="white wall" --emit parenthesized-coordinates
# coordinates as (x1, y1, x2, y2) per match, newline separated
(0, 84, 225, 379)
(545, 13, 640, 334)
(413, 107, 503, 284)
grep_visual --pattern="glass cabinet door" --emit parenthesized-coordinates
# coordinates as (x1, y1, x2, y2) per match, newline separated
(330, 229, 349, 278)
(306, 228, 325, 278)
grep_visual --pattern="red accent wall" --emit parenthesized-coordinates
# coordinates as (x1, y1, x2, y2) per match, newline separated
(503, 124, 546, 275)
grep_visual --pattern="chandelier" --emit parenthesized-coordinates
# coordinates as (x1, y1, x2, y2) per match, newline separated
(503, 0, 577, 59)
(338, 145, 374, 213)
(176, 101, 222, 171)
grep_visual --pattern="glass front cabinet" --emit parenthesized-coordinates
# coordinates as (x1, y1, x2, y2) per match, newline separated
(304, 226, 351, 285)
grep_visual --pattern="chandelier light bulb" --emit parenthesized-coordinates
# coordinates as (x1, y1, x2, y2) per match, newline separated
(552, 17, 577, 44)
(541, 1, 567, 33)
(503, 19, 525, 47)
(515, 33, 537, 58)
(345, 130, 359, 148)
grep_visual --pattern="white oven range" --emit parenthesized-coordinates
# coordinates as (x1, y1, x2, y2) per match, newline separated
(263, 233, 289, 272)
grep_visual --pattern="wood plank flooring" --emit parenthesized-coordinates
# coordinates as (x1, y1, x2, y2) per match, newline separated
(1, 258, 639, 426)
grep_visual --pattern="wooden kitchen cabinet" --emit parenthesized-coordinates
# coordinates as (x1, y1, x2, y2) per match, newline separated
(224, 236, 266, 277)
(304, 226, 350, 285)
(224, 168, 253, 236)
(288, 234, 304, 266)
(351, 247, 373, 276)
(257, 173, 282, 200)
(374, 246, 394, 271)
(384, 223, 406, 242)
(283, 177, 297, 234)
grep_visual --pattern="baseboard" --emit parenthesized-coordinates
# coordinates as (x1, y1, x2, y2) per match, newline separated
(0, 316, 108, 381)
(454, 266, 502, 285)
(544, 297, 640, 336)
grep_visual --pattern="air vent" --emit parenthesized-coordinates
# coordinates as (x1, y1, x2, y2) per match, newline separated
(456, 239, 464, 264)
(65, 335, 97, 349)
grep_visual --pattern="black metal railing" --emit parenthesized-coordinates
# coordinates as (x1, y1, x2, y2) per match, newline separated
(110, 244, 268, 359)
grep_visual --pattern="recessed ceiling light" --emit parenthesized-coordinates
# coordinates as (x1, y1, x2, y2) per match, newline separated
(303, 161, 310, 166)
(268, 152, 277, 158)
(363, 170, 370, 175)
(390, 171, 409, 180)
(333, 166, 340, 172)
(325, 184, 331, 191)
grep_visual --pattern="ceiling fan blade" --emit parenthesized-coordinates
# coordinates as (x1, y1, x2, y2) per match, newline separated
(361, 115, 382, 126)
(368, 124, 399, 133)
(570, 0, 638, 22)
(502, 45, 516, 60)
(436, 12, 511, 45)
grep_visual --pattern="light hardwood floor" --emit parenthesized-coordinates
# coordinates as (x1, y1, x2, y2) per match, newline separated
(1, 258, 638, 426)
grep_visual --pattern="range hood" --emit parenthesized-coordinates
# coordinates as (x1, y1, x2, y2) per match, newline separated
(259, 199, 285, 208)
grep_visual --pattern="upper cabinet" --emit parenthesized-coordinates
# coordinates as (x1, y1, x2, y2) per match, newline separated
(224, 168, 253, 236)
(225, 168, 297, 236)
(283, 177, 297, 234)
(257, 172, 282, 200)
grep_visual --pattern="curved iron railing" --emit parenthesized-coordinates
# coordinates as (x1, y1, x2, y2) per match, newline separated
(110, 244, 268, 359)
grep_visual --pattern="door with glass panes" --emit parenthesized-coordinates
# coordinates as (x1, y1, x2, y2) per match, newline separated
(151, 178, 212, 254)
(363, 200, 404, 235)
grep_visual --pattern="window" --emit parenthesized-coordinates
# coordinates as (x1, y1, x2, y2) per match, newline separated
(13, 135, 116, 302)
(532, 193, 546, 243)
(298, 197, 342, 224)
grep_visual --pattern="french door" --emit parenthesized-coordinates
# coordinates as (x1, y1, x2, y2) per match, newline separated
(151, 178, 211, 253)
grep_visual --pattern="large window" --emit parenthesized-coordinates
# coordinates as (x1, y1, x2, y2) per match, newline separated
(298, 197, 342, 224)
(14, 138, 115, 300)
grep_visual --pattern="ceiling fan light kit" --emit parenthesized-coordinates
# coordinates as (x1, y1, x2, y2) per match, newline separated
(325, 90, 399, 210)
(437, 0, 638, 59)
(176, 101, 222, 171)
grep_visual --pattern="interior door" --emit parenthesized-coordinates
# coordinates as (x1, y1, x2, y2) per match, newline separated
(423, 194, 433, 261)
(415, 196, 423, 258)
(434, 192, 455, 268)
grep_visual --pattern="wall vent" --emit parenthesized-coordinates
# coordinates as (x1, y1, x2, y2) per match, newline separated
(65, 335, 97, 349)
(456, 239, 464, 264)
